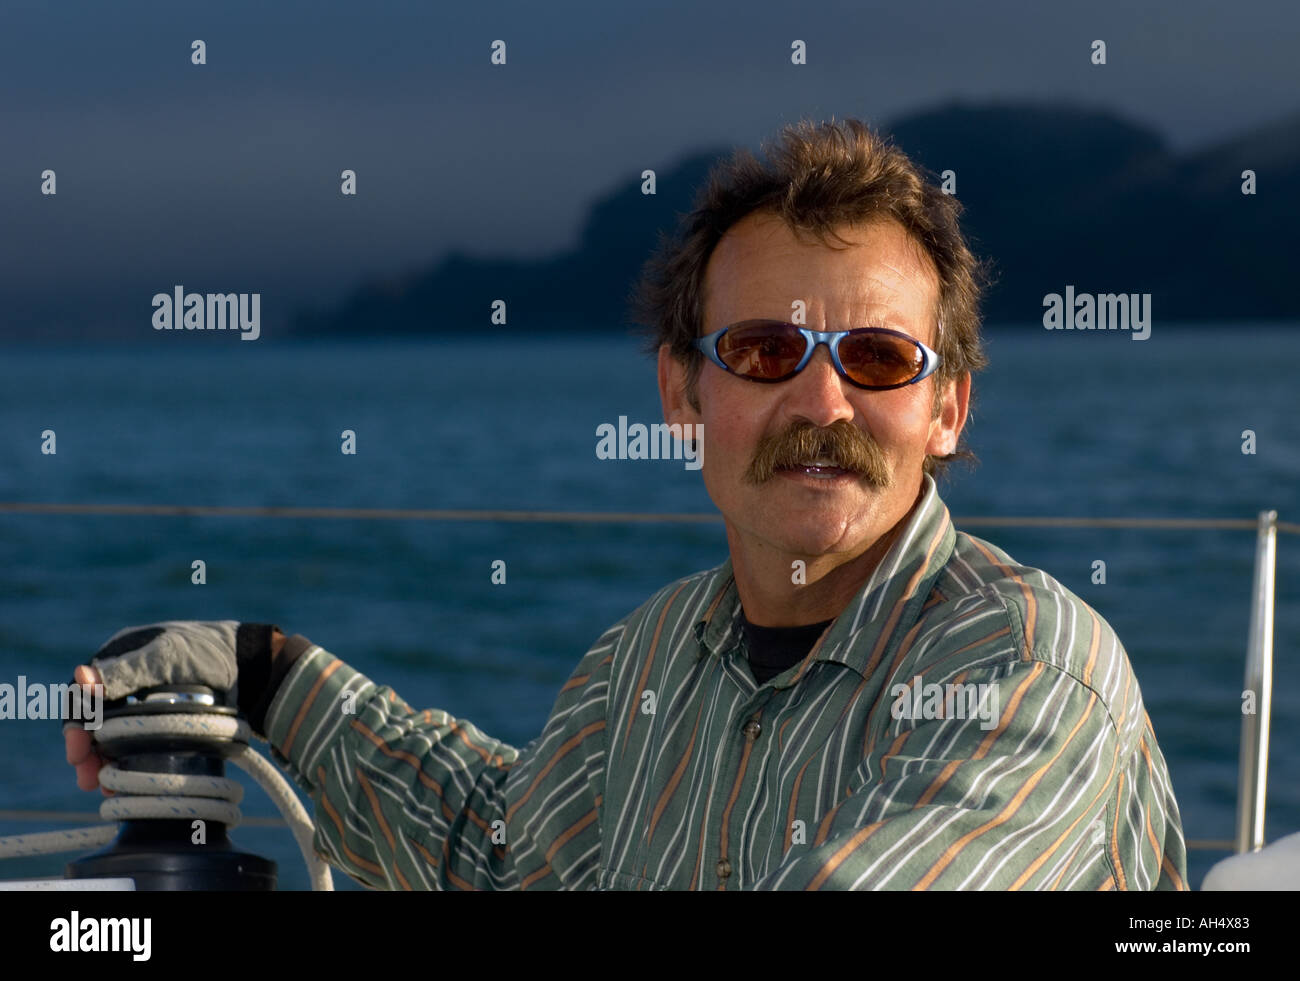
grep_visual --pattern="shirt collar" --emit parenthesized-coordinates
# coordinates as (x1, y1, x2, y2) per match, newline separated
(693, 474, 956, 680)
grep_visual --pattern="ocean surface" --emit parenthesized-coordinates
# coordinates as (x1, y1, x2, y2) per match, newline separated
(1, 325, 1297, 890)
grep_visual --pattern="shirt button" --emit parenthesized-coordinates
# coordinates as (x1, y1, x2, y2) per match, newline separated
(716, 858, 731, 880)
(743, 719, 762, 741)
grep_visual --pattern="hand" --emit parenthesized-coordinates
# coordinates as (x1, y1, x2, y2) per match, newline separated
(65, 665, 110, 794)
(65, 621, 285, 793)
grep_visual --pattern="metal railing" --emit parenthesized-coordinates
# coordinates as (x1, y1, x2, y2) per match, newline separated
(1237, 511, 1278, 853)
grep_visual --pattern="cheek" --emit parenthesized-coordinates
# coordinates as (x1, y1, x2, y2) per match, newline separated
(860, 392, 931, 449)
(698, 382, 762, 455)
(701, 410, 753, 469)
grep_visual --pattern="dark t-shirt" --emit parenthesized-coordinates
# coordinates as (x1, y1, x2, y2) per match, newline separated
(740, 610, 834, 685)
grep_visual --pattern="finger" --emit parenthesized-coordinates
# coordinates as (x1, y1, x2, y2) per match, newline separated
(75, 754, 104, 792)
(66, 726, 93, 765)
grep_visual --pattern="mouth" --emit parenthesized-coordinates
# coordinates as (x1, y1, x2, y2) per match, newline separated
(776, 458, 860, 480)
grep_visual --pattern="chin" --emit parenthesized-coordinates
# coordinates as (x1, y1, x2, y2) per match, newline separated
(764, 512, 868, 556)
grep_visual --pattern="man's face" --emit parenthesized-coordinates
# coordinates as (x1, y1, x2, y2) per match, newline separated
(659, 212, 969, 565)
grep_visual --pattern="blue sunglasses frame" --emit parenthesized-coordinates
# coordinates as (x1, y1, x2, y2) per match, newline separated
(693, 320, 942, 391)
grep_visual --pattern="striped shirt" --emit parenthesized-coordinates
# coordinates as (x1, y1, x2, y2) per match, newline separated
(264, 474, 1188, 890)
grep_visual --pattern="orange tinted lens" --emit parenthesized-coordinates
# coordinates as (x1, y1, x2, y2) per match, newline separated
(837, 331, 923, 387)
(717, 322, 805, 379)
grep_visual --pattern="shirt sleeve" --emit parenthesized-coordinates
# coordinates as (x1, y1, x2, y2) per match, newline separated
(748, 654, 1187, 891)
(262, 627, 619, 890)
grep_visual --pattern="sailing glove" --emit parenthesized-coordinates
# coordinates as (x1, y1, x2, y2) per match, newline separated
(87, 621, 308, 737)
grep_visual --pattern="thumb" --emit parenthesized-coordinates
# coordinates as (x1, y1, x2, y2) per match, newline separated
(74, 665, 102, 688)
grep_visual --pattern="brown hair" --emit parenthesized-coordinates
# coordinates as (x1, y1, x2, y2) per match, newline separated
(630, 117, 990, 477)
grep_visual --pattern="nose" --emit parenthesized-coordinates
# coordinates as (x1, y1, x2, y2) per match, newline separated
(780, 342, 856, 429)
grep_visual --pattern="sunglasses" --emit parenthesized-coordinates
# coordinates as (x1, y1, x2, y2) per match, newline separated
(694, 320, 942, 391)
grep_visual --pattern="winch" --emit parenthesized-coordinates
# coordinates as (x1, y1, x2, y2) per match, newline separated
(65, 684, 277, 890)
(0, 683, 331, 891)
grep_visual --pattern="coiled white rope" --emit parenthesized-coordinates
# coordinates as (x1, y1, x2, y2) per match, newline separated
(0, 713, 332, 891)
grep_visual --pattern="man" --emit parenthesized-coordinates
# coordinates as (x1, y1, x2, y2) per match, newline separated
(67, 118, 1187, 890)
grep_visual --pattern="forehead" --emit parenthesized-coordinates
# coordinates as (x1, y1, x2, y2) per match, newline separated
(702, 212, 940, 339)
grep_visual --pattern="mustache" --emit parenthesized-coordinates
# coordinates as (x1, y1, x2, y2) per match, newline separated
(744, 420, 892, 488)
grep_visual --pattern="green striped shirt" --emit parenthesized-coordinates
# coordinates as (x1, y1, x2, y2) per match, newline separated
(264, 475, 1187, 890)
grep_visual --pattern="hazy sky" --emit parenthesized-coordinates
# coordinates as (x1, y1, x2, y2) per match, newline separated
(2, 0, 1296, 332)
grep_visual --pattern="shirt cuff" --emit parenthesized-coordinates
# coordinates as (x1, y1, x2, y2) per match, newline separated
(237, 630, 312, 738)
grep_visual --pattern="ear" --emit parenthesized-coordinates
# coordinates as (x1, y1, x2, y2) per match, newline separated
(658, 344, 702, 428)
(924, 371, 970, 457)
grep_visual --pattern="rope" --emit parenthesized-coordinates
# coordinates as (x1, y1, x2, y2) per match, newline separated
(0, 713, 332, 891)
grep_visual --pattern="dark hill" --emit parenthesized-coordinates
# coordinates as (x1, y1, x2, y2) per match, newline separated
(291, 101, 1300, 336)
